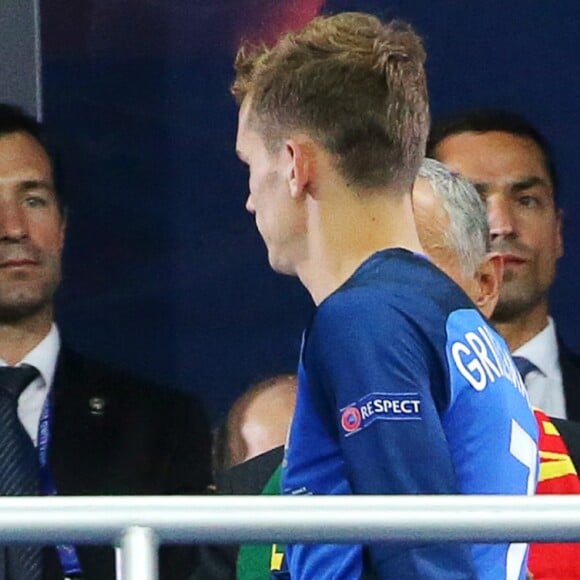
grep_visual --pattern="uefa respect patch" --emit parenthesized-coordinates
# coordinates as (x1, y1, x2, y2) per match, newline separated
(339, 392, 422, 437)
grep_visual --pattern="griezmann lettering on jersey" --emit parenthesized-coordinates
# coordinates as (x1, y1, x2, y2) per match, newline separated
(282, 249, 539, 580)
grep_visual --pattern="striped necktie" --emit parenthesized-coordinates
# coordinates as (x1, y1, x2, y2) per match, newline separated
(0, 366, 42, 580)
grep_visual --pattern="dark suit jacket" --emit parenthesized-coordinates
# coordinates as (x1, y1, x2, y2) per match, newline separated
(559, 338, 580, 422)
(42, 348, 212, 580)
(214, 446, 284, 496)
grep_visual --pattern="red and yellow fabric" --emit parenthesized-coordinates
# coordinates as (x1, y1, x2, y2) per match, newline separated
(528, 408, 580, 579)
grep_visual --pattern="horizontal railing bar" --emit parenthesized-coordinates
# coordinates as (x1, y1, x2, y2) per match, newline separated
(0, 495, 578, 544)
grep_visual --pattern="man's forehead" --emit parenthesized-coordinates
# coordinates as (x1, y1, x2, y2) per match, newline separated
(0, 133, 53, 182)
(413, 177, 451, 240)
(236, 101, 258, 156)
(413, 178, 441, 212)
(437, 131, 550, 175)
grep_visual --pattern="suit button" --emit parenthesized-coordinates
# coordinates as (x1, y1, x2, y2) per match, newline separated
(88, 396, 106, 415)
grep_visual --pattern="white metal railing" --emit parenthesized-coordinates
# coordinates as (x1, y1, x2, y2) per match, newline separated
(0, 495, 579, 579)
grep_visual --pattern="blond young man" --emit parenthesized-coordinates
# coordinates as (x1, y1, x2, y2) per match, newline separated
(233, 13, 537, 580)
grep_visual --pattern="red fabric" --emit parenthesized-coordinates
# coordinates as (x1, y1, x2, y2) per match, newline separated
(528, 409, 580, 579)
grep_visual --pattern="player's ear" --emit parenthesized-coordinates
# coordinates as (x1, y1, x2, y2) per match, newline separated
(286, 137, 315, 200)
(472, 252, 503, 319)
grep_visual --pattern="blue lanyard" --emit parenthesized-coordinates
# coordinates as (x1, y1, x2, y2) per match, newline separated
(37, 392, 83, 578)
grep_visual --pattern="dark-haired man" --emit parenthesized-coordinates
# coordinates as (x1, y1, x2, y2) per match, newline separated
(429, 110, 580, 420)
(233, 13, 537, 580)
(0, 103, 212, 579)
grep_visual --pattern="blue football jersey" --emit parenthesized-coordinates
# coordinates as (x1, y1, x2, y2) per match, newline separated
(282, 249, 538, 580)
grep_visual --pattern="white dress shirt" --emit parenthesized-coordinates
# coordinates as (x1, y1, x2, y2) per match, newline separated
(513, 317, 566, 419)
(0, 324, 60, 445)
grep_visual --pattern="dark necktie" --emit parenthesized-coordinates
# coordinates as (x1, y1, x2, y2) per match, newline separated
(512, 356, 539, 384)
(0, 365, 42, 580)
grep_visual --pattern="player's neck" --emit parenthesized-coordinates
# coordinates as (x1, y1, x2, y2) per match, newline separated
(0, 307, 53, 365)
(492, 301, 550, 352)
(298, 190, 423, 305)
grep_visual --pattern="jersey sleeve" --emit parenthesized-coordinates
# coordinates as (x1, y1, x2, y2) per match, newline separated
(296, 289, 476, 578)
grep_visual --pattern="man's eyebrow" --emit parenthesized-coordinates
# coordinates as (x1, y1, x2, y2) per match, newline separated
(17, 179, 55, 193)
(471, 182, 489, 195)
(470, 176, 551, 196)
(510, 176, 551, 193)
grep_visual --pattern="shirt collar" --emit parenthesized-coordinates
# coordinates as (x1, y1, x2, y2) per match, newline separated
(513, 317, 559, 378)
(8, 324, 61, 388)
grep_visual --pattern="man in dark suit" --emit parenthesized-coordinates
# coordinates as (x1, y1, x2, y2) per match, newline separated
(428, 110, 580, 421)
(0, 103, 212, 579)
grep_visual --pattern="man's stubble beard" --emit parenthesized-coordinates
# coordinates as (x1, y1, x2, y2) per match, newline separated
(0, 263, 61, 325)
(490, 268, 546, 324)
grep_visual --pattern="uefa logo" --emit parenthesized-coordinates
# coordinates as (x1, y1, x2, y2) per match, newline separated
(341, 406, 362, 433)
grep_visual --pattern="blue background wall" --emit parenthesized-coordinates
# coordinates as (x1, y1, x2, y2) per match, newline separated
(41, 0, 580, 423)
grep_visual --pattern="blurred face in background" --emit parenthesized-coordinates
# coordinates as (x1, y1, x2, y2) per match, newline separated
(228, 374, 297, 465)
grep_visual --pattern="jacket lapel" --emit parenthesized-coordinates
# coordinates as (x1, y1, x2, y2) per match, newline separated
(558, 338, 580, 422)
